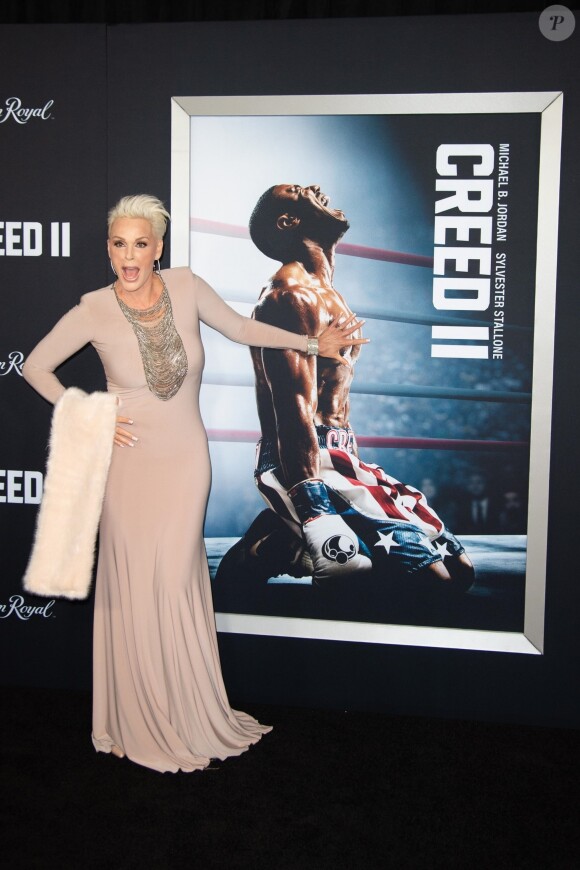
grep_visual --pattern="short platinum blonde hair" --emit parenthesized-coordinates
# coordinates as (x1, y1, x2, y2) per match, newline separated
(107, 194, 170, 240)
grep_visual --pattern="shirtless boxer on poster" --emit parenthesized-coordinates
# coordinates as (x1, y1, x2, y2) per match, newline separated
(216, 183, 473, 591)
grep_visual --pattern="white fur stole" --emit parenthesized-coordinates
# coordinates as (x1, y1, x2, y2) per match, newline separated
(23, 387, 118, 600)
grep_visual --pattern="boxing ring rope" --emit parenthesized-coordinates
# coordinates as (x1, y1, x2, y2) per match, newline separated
(192, 218, 433, 268)
(206, 429, 528, 453)
(213, 293, 530, 334)
(192, 217, 532, 334)
(202, 372, 531, 405)
(343, 306, 529, 333)
(195, 215, 530, 454)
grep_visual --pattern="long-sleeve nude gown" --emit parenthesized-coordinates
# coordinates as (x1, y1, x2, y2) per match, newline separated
(23, 267, 307, 773)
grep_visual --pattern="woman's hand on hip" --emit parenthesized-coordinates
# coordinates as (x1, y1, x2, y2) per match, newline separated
(114, 416, 138, 448)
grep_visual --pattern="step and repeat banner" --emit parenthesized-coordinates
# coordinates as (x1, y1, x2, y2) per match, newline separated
(1, 14, 579, 725)
(0, 26, 107, 688)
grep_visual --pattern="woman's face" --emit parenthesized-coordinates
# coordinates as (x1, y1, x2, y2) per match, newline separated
(107, 217, 163, 295)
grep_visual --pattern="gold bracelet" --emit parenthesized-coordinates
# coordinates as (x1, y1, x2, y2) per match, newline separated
(306, 336, 319, 356)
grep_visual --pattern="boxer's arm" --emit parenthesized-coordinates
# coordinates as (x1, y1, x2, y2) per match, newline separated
(255, 287, 323, 487)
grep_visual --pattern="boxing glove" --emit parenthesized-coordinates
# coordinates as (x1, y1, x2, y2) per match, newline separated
(288, 478, 372, 581)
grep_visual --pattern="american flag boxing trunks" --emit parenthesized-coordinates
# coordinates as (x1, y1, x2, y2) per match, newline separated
(254, 426, 464, 574)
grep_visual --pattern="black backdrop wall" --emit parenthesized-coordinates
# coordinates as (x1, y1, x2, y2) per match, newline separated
(1, 10, 579, 727)
(1, 26, 108, 688)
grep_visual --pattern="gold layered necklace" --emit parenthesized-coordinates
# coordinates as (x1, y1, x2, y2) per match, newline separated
(113, 274, 188, 400)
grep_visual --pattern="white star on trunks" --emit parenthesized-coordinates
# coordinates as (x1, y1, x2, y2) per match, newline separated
(432, 540, 451, 560)
(374, 531, 401, 554)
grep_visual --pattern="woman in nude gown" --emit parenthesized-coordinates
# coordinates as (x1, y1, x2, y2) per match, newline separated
(22, 194, 363, 773)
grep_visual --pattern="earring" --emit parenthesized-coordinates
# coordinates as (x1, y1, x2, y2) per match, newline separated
(154, 259, 161, 274)
(109, 259, 117, 276)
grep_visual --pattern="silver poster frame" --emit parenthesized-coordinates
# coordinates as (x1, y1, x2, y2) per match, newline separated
(171, 92, 563, 655)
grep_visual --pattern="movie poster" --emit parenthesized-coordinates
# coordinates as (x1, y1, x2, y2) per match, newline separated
(171, 93, 561, 654)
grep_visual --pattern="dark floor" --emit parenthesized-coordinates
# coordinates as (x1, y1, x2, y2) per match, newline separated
(2, 685, 580, 869)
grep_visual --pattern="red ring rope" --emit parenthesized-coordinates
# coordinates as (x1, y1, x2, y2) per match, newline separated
(206, 429, 527, 453)
(191, 218, 433, 268)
